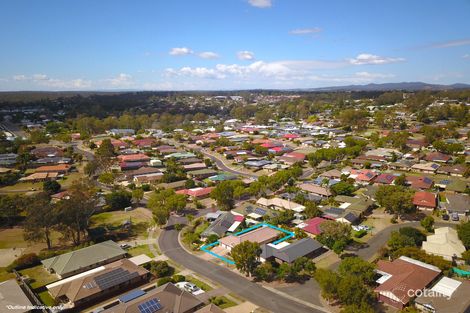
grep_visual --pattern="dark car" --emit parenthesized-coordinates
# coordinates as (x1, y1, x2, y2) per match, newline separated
(442, 214, 449, 221)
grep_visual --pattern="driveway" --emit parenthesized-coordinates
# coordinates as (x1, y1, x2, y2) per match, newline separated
(158, 224, 327, 313)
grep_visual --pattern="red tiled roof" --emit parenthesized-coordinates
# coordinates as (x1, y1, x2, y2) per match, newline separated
(413, 191, 436, 208)
(283, 152, 306, 160)
(374, 173, 396, 184)
(424, 152, 451, 162)
(176, 187, 214, 198)
(301, 217, 328, 235)
(283, 133, 300, 139)
(117, 153, 150, 162)
(406, 176, 434, 189)
(375, 257, 441, 305)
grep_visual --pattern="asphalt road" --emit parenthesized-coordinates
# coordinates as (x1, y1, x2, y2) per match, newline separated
(158, 224, 325, 313)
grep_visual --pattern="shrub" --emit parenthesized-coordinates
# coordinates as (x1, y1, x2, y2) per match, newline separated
(172, 274, 186, 282)
(157, 277, 173, 286)
(354, 230, 367, 238)
(7, 253, 41, 272)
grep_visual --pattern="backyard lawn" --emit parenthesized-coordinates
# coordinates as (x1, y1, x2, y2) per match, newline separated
(89, 208, 152, 240)
(19, 265, 58, 289)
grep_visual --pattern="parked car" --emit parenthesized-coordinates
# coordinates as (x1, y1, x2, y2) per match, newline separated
(124, 206, 133, 212)
(183, 282, 200, 293)
(119, 243, 131, 249)
(451, 213, 459, 221)
(442, 214, 449, 221)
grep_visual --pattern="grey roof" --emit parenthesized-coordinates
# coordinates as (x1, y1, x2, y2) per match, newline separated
(444, 194, 470, 214)
(201, 212, 235, 238)
(0, 279, 34, 313)
(261, 238, 323, 263)
(341, 212, 359, 223)
(42, 240, 126, 277)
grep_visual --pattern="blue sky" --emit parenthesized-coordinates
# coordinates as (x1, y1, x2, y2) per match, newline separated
(1, 0, 470, 91)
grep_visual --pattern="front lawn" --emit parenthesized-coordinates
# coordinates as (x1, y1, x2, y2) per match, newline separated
(209, 296, 237, 309)
(127, 245, 155, 258)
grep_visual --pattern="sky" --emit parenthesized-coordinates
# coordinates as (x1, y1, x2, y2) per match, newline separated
(0, 0, 470, 91)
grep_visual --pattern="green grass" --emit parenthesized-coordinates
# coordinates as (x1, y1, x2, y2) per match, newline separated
(19, 265, 58, 289)
(210, 296, 237, 309)
(89, 209, 152, 239)
(127, 245, 155, 258)
(38, 290, 56, 306)
(0, 228, 27, 249)
(186, 275, 213, 291)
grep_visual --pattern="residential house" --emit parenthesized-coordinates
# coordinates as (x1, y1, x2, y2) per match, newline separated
(183, 163, 207, 171)
(415, 278, 470, 313)
(411, 162, 440, 174)
(413, 191, 437, 211)
(42, 240, 126, 278)
(31, 146, 63, 158)
(373, 173, 397, 185)
(422, 227, 466, 261)
(101, 283, 204, 313)
(374, 256, 441, 309)
(405, 176, 434, 190)
(319, 169, 342, 180)
(441, 194, 470, 218)
(437, 164, 467, 177)
(156, 180, 186, 191)
(256, 197, 305, 212)
(424, 152, 452, 163)
(201, 212, 239, 238)
(232, 202, 279, 224)
(176, 187, 214, 199)
(350, 169, 378, 185)
(35, 164, 71, 174)
(219, 226, 280, 251)
(260, 238, 324, 263)
(298, 217, 328, 237)
(187, 169, 218, 180)
(107, 128, 135, 136)
(46, 259, 150, 308)
(0, 153, 18, 166)
(0, 279, 34, 313)
(278, 152, 306, 165)
(298, 183, 332, 198)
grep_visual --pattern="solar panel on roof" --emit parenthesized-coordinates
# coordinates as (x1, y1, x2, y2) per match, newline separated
(138, 298, 163, 313)
(254, 208, 266, 216)
(119, 289, 146, 303)
(94, 268, 140, 290)
(245, 206, 253, 213)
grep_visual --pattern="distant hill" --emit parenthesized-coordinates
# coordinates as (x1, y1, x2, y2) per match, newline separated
(304, 82, 470, 92)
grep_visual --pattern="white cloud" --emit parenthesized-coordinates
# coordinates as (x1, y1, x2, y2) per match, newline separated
(354, 72, 394, 79)
(349, 53, 405, 65)
(248, 0, 272, 8)
(237, 51, 255, 60)
(198, 51, 219, 59)
(169, 47, 193, 56)
(431, 38, 470, 49)
(289, 28, 322, 35)
(463, 54, 470, 59)
(13, 75, 27, 81)
(106, 73, 134, 88)
(32, 74, 49, 81)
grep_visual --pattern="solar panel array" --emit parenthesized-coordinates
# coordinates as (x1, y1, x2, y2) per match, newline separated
(254, 208, 266, 216)
(245, 206, 253, 213)
(138, 298, 163, 313)
(94, 268, 140, 290)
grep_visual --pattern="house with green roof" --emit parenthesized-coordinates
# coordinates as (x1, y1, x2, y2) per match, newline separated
(41, 240, 126, 278)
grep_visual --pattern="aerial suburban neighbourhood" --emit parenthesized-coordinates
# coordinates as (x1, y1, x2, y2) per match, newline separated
(1, 1, 470, 313)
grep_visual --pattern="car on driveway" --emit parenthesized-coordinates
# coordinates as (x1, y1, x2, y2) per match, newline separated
(442, 214, 449, 221)
(175, 282, 204, 295)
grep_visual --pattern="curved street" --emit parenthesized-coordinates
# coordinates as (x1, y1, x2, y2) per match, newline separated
(158, 225, 326, 313)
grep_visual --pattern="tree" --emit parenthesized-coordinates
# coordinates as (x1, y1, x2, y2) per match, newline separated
(43, 180, 61, 194)
(303, 201, 322, 218)
(337, 275, 374, 306)
(317, 220, 352, 253)
(394, 173, 406, 186)
(420, 216, 435, 232)
(376, 185, 414, 216)
(55, 179, 97, 245)
(98, 172, 115, 185)
(387, 231, 416, 251)
(96, 139, 115, 158)
(23, 193, 57, 249)
(254, 261, 276, 282)
(84, 160, 99, 176)
(231, 241, 262, 277)
(0, 195, 21, 225)
(399, 227, 426, 246)
(330, 181, 355, 196)
(461, 250, 470, 265)
(338, 257, 375, 285)
(314, 269, 340, 302)
(210, 181, 235, 210)
(132, 188, 144, 203)
(149, 261, 174, 278)
(149, 189, 187, 226)
(457, 221, 470, 249)
(105, 190, 132, 210)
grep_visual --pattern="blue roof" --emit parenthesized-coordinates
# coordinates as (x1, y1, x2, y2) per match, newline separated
(119, 289, 146, 303)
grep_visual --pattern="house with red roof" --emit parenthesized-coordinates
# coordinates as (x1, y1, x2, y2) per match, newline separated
(117, 154, 150, 163)
(283, 133, 300, 140)
(405, 176, 434, 190)
(373, 173, 397, 185)
(176, 187, 214, 199)
(413, 191, 437, 211)
(375, 256, 441, 309)
(132, 138, 157, 149)
(424, 152, 451, 163)
(279, 152, 306, 165)
(350, 169, 378, 185)
(299, 217, 328, 237)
